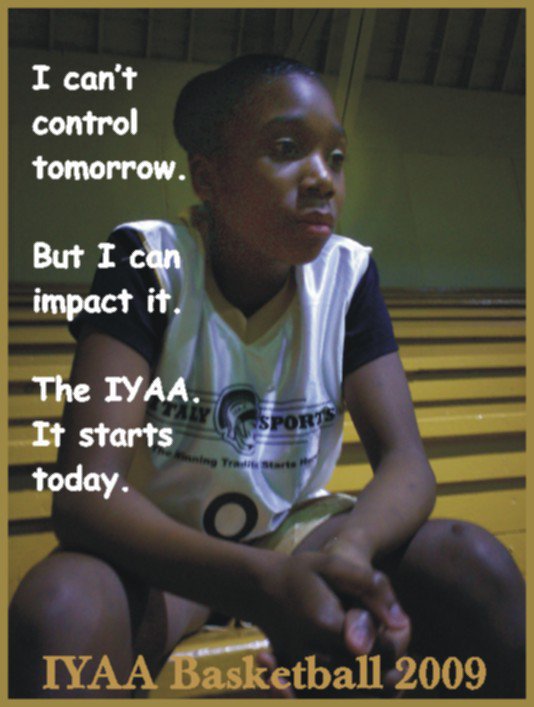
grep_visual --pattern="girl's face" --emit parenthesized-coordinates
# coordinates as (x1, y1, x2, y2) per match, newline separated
(197, 73, 346, 268)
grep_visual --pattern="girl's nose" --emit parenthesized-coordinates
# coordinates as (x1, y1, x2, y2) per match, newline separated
(300, 154, 335, 198)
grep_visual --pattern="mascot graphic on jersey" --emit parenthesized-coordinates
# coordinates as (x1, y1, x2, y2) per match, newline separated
(214, 386, 260, 454)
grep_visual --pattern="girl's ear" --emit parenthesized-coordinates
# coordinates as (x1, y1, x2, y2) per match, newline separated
(188, 155, 217, 201)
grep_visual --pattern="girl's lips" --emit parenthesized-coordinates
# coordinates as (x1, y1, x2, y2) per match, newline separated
(296, 211, 335, 227)
(297, 222, 332, 237)
(296, 212, 334, 237)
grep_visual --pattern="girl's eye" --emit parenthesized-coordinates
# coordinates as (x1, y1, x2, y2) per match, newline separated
(273, 138, 300, 159)
(329, 149, 346, 170)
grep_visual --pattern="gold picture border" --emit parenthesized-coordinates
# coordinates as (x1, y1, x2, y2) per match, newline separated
(1, 1, 529, 706)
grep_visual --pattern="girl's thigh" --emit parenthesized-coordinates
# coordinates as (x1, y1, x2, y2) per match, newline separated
(9, 549, 210, 696)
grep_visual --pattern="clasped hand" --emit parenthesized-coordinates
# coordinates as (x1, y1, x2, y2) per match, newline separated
(257, 539, 410, 694)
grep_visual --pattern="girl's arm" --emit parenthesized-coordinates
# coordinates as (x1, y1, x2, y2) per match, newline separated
(331, 350, 436, 562)
(53, 329, 384, 663)
(313, 351, 435, 669)
(54, 329, 286, 619)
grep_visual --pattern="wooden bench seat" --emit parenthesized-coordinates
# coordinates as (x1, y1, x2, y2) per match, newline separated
(8, 318, 526, 345)
(7, 372, 526, 422)
(7, 400, 526, 467)
(8, 287, 526, 697)
(8, 339, 526, 379)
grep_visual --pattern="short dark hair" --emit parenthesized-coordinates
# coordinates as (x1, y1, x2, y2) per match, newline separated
(174, 54, 320, 157)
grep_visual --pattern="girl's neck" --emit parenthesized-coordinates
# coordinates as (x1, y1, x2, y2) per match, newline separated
(194, 206, 292, 318)
(208, 236, 291, 318)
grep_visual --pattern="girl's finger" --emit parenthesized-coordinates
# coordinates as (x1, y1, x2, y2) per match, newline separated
(319, 557, 409, 631)
(344, 607, 377, 655)
(360, 571, 410, 631)
(256, 650, 295, 699)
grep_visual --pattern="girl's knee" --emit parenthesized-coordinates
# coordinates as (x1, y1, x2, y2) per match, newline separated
(423, 520, 525, 693)
(433, 519, 515, 570)
(10, 552, 131, 647)
(417, 519, 524, 609)
(9, 552, 140, 697)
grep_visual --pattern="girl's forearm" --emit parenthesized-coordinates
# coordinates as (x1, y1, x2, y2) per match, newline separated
(332, 448, 436, 562)
(52, 485, 281, 625)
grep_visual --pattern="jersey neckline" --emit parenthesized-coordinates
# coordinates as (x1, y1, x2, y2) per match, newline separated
(179, 207, 298, 346)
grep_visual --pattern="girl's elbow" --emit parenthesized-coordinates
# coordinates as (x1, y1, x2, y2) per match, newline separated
(423, 461, 437, 514)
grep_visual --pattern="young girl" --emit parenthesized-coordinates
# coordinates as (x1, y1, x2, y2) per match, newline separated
(10, 54, 525, 698)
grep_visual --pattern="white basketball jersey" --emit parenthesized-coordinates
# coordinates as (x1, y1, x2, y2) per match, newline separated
(123, 215, 371, 541)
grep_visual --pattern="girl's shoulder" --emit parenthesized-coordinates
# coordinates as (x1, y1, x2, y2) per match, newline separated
(301, 233, 372, 296)
(323, 232, 372, 265)
(111, 215, 200, 258)
(108, 212, 204, 295)
(293, 234, 373, 313)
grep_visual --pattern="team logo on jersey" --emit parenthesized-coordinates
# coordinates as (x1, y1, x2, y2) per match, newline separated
(214, 386, 260, 455)
(149, 384, 339, 454)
